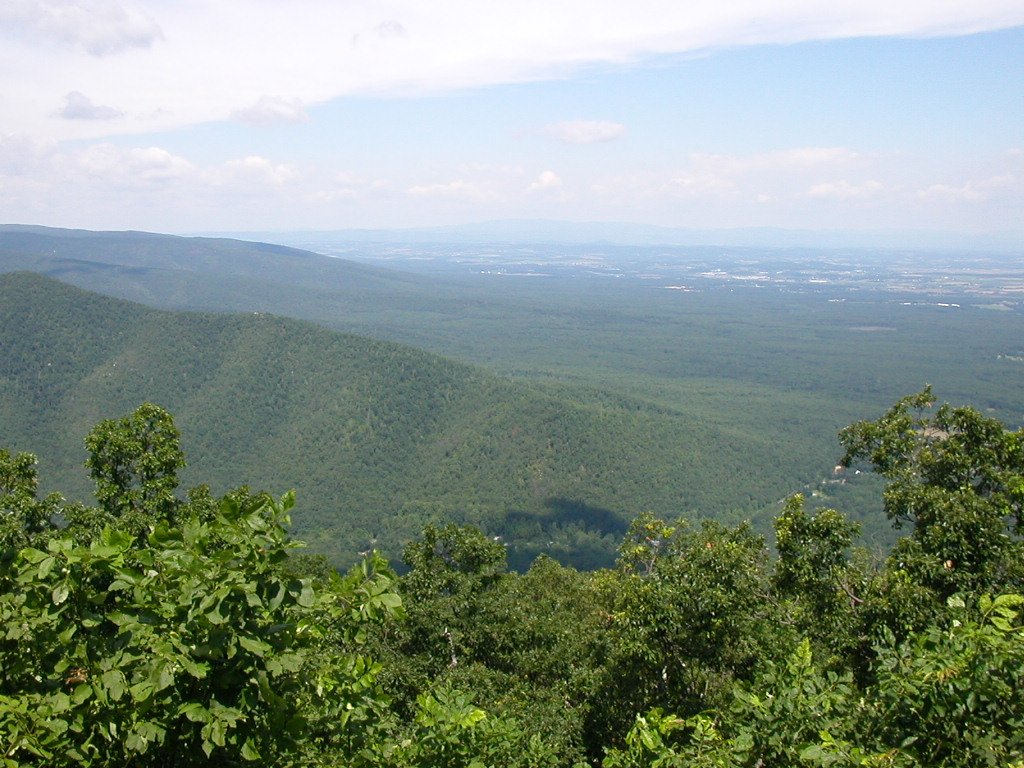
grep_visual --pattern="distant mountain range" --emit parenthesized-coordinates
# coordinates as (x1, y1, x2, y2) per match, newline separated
(194, 219, 1024, 253)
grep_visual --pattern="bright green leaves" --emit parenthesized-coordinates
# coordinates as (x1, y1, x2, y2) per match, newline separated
(603, 709, 746, 768)
(0, 488, 403, 767)
(860, 592, 1024, 766)
(401, 523, 508, 599)
(607, 594, 1024, 767)
(774, 494, 859, 601)
(840, 389, 1024, 599)
(4, 391, 1023, 767)
(350, 688, 561, 768)
(50, 583, 69, 605)
(606, 517, 785, 720)
(980, 593, 1024, 633)
(100, 670, 127, 703)
(773, 495, 863, 657)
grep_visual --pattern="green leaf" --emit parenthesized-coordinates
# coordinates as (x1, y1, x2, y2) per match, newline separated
(991, 616, 1013, 632)
(129, 681, 155, 703)
(800, 744, 826, 761)
(101, 669, 127, 702)
(37, 555, 56, 579)
(238, 636, 268, 657)
(206, 603, 227, 625)
(992, 593, 1024, 610)
(70, 683, 92, 705)
(51, 583, 69, 605)
(240, 738, 261, 761)
(178, 702, 210, 723)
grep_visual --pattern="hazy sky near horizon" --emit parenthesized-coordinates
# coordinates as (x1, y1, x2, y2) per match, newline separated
(2, 1, 1023, 238)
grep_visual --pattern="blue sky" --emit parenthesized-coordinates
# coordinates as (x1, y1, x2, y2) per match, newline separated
(1, 1, 1022, 240)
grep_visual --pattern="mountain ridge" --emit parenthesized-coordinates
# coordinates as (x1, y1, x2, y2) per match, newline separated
(193, 219, 1024, 253)
(2, 271, 816, 567)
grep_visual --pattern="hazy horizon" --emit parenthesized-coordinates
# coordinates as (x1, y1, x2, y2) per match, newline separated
(2, 2, 1022, 240)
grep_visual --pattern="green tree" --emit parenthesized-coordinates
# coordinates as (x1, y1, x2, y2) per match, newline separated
(0, 450, 62, 551)
(774, 494, 863, 659)
(1, 405, 404, 766)
(602, 708, 746, 768)
(84, 402, 186, 535)
(369, 524, 508, 714)
(593, 516, 791, 751)
(840, 387, 1024, 599)
(859, 593, 1024, 767)
(0, 491, 401, 766)
(348, 687, 563, 768)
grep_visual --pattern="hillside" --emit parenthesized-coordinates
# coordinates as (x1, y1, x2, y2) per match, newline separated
(0, 272, 833, 567)
(5, 226, 1023, 552)
(0, 225, 483, 349)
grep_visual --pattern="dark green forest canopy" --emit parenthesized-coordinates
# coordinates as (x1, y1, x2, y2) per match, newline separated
(1, 397, 1022, 767)
(1, 272, 823, 567)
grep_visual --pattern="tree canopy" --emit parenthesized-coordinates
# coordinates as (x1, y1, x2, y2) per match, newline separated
(1, 394, 1022, 766)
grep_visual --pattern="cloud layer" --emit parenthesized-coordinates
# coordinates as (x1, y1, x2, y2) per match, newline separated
(58, 90, 124, 120)
(548, 120, 626, 144)
(4, 0, 1024, 141)
(1, 0, 163, 56)
(0, 2, 1021, 235)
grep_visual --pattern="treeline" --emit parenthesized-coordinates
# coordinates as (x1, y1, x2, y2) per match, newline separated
(1, 391, 1022, 766)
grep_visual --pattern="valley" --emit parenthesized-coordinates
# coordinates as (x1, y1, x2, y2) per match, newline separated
(2, 226, 1022, 565)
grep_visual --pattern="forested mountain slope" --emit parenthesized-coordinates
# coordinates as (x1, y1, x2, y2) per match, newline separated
(0, 225, 482, 349)
(5, 226, 1021, 553)
(0, 272, 826, 566)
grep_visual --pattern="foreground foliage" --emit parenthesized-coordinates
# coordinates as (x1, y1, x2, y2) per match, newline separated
(2, 391, 1023, 766)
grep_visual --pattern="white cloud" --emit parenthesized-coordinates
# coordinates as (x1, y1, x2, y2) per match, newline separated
(806, 179, 884, 199)
(74, 144, 193, 185)
(0, 132, 56, 175)
(0, 0, 162, 55)
(217, 156, 298, 186)
(774, 147, 860, 166)
(547, 120, 625, 144)
(376, 19, 406, 38)
(663, 172, 735, 196)
(5, 2, 1024, 143)
(231, 95, 308, 126)
(917, 175, 1016, 202)
(692, 147, 860, 175)
(529, 170, 563, 190)
(58, 91, 124, 120)
(918, 183, 987, 202)
(407, 179, 484, 199)
(656, 147, 861, 199)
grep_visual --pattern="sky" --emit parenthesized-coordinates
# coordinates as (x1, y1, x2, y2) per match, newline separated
(1, 0, 1023, 240)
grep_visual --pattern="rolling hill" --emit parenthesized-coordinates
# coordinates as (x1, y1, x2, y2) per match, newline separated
(5, 225, 1024, 555)
(1, 272, 831, 567)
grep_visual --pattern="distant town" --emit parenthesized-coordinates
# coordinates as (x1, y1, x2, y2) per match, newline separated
(284, 238, 1024, 307)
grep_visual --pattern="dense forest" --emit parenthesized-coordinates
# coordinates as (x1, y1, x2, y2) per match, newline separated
(3, 227, 1023, 557)
(1, 393, 1022, 766)
(0, 272, 847, 567)
(2, 228, 1022, 763)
